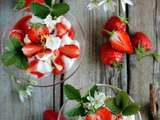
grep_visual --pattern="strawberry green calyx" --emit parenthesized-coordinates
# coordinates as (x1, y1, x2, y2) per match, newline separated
(152, 52, 160, 62)
(119, 16, 128, 24)
(135, 44, 146, 61)
(112, 61, 122, 70)
(102, 29, 115, 36)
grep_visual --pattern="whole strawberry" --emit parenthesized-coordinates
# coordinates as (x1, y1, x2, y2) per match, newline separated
(85, 107, 112, 120)
(102, 16, 127, 37)
(43, 109, 66, 120)
(108, 30, 133, 54)
(132, 32, 152, 60)
(28, 24, 49, 43)
(100, 42, 123, 68)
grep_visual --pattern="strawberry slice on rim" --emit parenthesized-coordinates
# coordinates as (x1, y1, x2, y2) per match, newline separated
(22, 44, 44, 57)
(14, 15, 32, 33)
(59, 45, 80, 58)
(9, 29, 25, 44)
(25, 0, 45, 7)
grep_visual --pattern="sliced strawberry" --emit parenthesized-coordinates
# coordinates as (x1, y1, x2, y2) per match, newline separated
(132, 32, 152, 51)
(43, 109, 66, 120)
(55, 23, 68, 38)
(22, 44, 44, 57)
(68, 27, 75, 40)
(85, 107, 112, 120)
(9, 29, 25, 43)
(14, 15, 32, 33)
(52, 56, 64, 75)
(100, 42, 123, 65)
(102, 16, 127, 37)
(27, 59, 44, 78)
(96, 107, 112, 120)
(59, 45, 80, 58)
(28, 24, 49, 43)
(35, 49, 52, 60)
(25, 0, 45, 7)
(109, 30, 133, 54)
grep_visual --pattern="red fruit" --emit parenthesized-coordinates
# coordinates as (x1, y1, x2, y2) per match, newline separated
(9, 29, 25, 43)
(22, 44, 43, 57)
(59, 45, 80, 58)
(14, 15, 32, 33)
(85, 107, 112, 120)
(27, 60, 44, 78)
(55, 23, 68, 38)
(25, 0, 45, 7)
(43, 109, 66, 120)
(52, 56, 64, 75)
(28, 24, 49, 43)
(100, 42, 123, 65)
(68, 27, 75, 40)
(109, 30, 133, 54)
(132, 32, 152, 51)
(102, 16, 127, 36)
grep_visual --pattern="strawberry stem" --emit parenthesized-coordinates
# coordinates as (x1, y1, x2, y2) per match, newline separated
(102, 29, 115, 36)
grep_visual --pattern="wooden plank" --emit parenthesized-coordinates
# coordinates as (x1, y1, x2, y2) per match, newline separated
(153, 0, 160, 117)
(128, 0, 156, 119)
(0, 0, 54, 120)
(63, 0, 127, 104)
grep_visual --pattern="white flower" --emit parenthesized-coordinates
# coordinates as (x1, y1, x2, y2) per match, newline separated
(45, 35, 61, 51)
(44, 14, 57, 33)
(120, 0, 133, 12)
(103, 0, 117, 12)
(85, 91, 106, 111)
(30, 15, 43, 24)
(87, 0, 100, 10)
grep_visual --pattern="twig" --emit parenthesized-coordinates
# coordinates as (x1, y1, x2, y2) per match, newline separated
(150, 84, 158, 120)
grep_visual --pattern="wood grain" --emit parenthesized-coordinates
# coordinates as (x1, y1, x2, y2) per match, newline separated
(128, 0, 157, 119)
(0, 1, 54, 120)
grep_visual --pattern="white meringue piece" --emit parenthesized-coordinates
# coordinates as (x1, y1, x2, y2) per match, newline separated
(62, 56, 75, 71)
(37, 60, 52, 73)
(23, 35, 31, 44)
(36, 52, 53, 61)
(61, 35, 73, 46)
(45, 35, 61, 51)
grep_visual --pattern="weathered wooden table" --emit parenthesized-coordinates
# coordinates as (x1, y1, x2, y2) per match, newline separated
(0, 0, 160, 120)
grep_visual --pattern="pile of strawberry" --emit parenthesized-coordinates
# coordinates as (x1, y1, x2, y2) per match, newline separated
(100, 16, 158, 68)
(9, 14, 80, 78)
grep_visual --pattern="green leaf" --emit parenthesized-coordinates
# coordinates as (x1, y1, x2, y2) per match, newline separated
(51, 3, 70, 17)
(65, 105, 86, 117)
(122, 103, 140, 116)
(15, 0, 25, 10)
(5, 38, 22, 51)
(15, 56, 28, 69)
(1, 51, 18, 66)
(44, 0, 52, 6)
(64, 84, 81, 101)
(30, 3, 50, 19)
(105, 98, 122, 115)
(115, 91, 130, 110)
(82, 85, 98, 102)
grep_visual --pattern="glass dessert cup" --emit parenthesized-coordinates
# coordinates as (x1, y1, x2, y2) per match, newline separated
(1, 8, 85, 87)
(58, 84, 142, 120)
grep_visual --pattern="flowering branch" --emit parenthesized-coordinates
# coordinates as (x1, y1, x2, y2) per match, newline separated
(87, 0, 133, 12)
